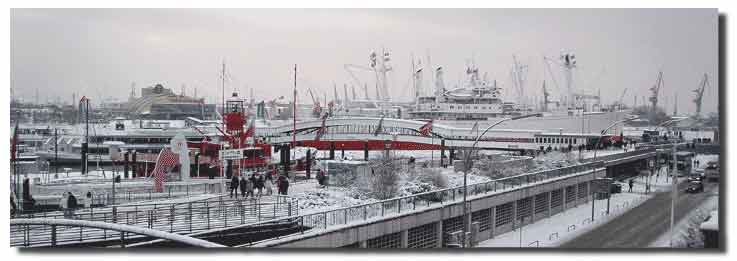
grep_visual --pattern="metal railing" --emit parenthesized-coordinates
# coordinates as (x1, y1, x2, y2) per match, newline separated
(10, 218, 226, 248)
(21, 182, 226, 214)
(231, 161, 607, 247)
(11, 194, 297, 247)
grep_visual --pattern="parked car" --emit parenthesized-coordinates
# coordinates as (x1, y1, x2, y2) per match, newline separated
(685, 181, 704, 193)
(688, 174, 705, 182)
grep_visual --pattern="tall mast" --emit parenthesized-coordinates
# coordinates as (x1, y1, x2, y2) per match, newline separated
(221, 61, 226, 134)
(293, 64, 297, 148)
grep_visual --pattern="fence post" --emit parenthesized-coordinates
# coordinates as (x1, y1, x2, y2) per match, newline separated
(148, 210, 153, 229)
(120, 232, 126, 248)
(51, 225, 57, 247)
(344, 208, 348, 224)
(170, 205, 174, 233)
(189, 202, 193, 232)
(324, 212, 328, 229)
(206, 201, 210, 230)
(112, 206, 118, 223)
(364, 205, 368, 220)
(398, 199, 401, 213)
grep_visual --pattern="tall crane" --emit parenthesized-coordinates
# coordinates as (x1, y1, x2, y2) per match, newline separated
(693, 73, 709, 118)
(307, 88, 322, 118)
(617, 88, 628, 111)
(542, 80, 550, 112)
(648, 71, 664, 123)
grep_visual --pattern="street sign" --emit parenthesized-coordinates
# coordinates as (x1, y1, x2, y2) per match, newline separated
(591, 178, 613, 193)
(219, 149, 244, 160)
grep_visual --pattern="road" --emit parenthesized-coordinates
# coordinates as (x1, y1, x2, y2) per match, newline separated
(561, 180, 718, 248)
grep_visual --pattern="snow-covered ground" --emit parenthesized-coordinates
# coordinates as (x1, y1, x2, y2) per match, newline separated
(289, 167, 492, 215)
(476, 192, 650, 248)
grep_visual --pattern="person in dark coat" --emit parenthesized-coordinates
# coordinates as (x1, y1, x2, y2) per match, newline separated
(256, 175, 265, 197)
(276, 176, 284, 195)
(66, 192, 78, 219)
(628, 179, 634, 193)
(239, 176, 247, 198)
(280, 176, 290, 195)
(230, 175, 240, 198)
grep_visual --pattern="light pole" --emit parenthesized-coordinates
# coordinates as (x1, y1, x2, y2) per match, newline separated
(462, 113, 541, 247)
(658, 119, 686, 248)
(644, 118, 685, 248)
(592, 116, 639, 160)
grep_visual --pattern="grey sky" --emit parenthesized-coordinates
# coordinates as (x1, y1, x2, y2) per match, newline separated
(10, 8, 718, 114)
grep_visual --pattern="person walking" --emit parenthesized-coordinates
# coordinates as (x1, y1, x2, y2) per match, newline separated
(628, 179, 634, 193)
(84, 191, 92, 209)
(239, 176, 247, 198)
(246, 174, 255, 198)
(230, 175, 240, 198)
(265, 173, 274, 196)
(276, 176, 284, 195)
(66, 192, 78, 219)
(256, 175, 265, 198)
(280, 176, 290, 195)
(59, 192, 69, 218)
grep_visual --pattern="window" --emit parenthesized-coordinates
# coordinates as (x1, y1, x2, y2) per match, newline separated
(573, 138, 577, 144)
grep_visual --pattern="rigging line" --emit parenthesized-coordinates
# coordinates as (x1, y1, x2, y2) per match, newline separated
(543, 57, 562, 95)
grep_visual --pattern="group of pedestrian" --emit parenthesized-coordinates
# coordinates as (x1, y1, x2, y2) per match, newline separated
(230, 171, 275, 199)
(57, 191, 94, 219)
(59, 192, 78, 219)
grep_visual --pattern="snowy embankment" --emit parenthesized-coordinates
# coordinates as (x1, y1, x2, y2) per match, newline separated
(290, 167, 491, 215)
(476, 192, 650, 248)
(290, 150, 598, 217)
(648, 188, 719, 248)
(476, 168, 684, 248)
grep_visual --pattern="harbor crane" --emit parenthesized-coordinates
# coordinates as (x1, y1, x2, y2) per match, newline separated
(693, 73, 709, 118)
(615, 88, 628, 111)
(307, 88, 322, 118)
(648, 71, 664, 123)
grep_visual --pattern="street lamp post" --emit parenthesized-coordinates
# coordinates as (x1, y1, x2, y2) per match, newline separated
(645, 118, 685, 248)
(592, 116, 639, 160)
(462, 113, 541, 247)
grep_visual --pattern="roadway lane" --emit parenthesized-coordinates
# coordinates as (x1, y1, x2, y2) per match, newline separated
(561, 180, 718, 248)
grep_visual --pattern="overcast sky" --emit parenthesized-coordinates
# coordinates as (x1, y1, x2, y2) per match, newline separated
(10, 8, 719, 114)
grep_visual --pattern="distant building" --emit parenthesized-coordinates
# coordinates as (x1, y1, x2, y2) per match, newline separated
(127, 84, 216, 120)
